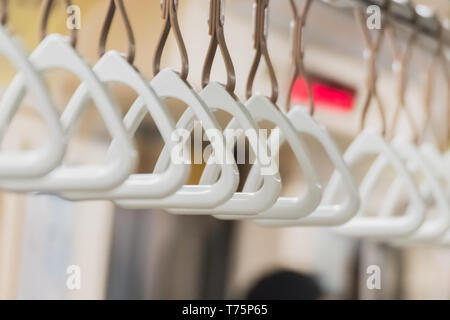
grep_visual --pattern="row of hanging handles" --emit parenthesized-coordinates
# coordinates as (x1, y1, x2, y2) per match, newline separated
(0, 0, 449, 246)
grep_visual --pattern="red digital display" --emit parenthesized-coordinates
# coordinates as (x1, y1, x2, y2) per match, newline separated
(291, 76, 356, 112)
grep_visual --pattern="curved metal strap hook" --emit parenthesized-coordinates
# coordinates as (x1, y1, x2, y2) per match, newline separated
(354, 5, 387, 136)
(246, 0, 278, 104)
(99, 0, 136, 65)
(386, 11, 419, 143)
(40, 0, 77, 48)
(202, 0, 236, 95)
(154, 0, 189, 80)
(444, 50, 450, 149)
(287, 0, 314, 114)
(421, 26, 444, 146)
(0, 0, 8, 26)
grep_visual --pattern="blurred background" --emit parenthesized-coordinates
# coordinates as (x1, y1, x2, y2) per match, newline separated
(0, 0, 449, 299)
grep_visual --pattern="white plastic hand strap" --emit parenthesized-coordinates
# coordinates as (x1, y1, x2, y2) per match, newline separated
(379, 139, 450, 243)
(60, 51, 189, 200)
(255, 105, 360, 226)
(160, 82, 281, 215)
(329, 130, 425, 238)
(215, 95, 322, 221)
(421, 143, 450, 198)
(0, 35, 136, 192)
(0, 25, 65, 178)
(117, 69, 239, 209)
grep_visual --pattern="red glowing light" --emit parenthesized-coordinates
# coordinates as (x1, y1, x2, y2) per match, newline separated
(291, 76, 355, 112)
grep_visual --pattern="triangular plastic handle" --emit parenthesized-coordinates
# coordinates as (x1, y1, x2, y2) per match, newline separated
(379, 139, 450, 243)
(60, 50, 189, 199)
(255, 105, 360, 226)
(0, 25, 65, 178)
(161, 82, 282, 215)
(0, 34, 136, 192)
(330, 130, 425, 238)
(216, 95, 322, 220)
(116, 69, 239, 209)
